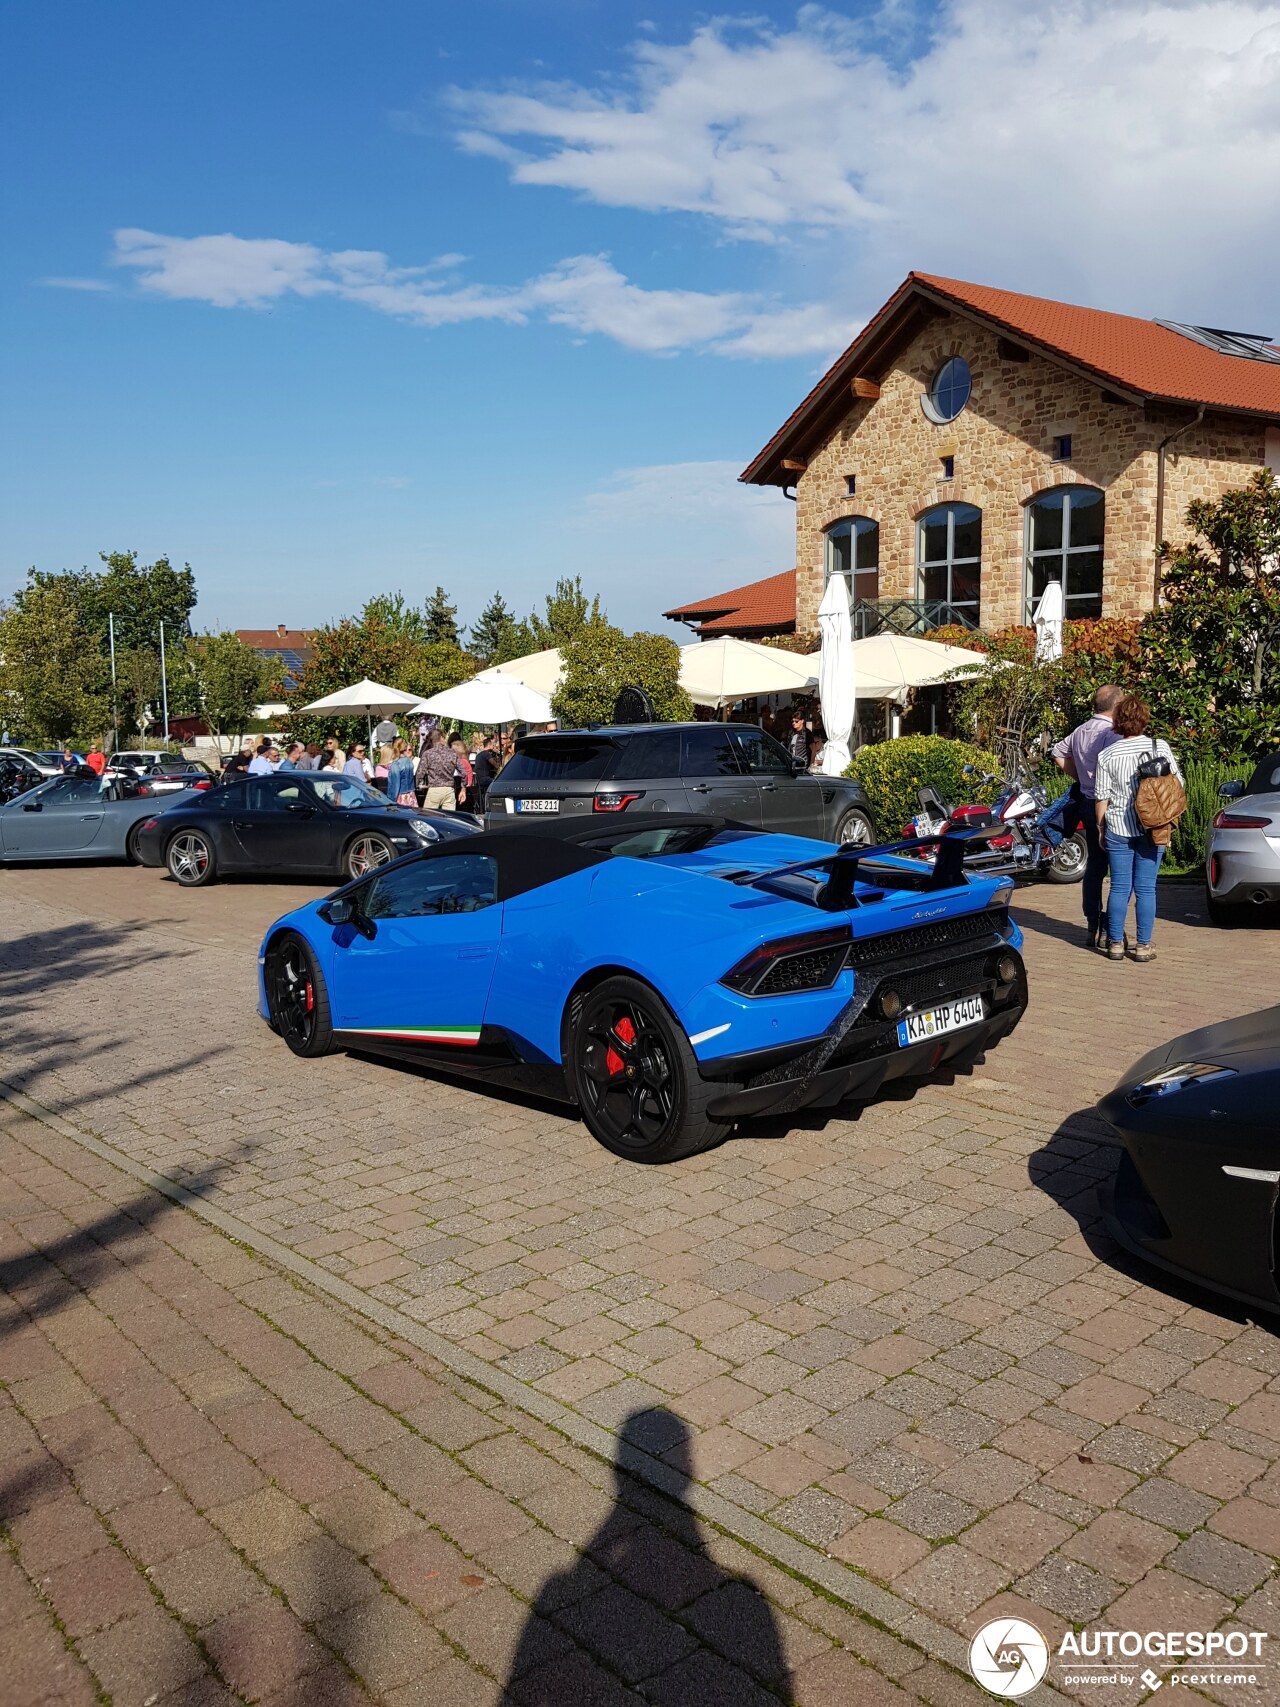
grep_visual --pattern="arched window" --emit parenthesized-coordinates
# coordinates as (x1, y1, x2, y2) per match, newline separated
(825, 517, 879, 604)
(1025, 486, 1104, 620)
(917, 502, 981, 624)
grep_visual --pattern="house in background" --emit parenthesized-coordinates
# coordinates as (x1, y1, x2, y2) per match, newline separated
(234, 623, 315, 719)
(663, 570, 796, 640)
(725, 273, 1280, 640)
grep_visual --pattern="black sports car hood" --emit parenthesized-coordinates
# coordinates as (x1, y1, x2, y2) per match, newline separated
(1115, 1006, 1280, 1088)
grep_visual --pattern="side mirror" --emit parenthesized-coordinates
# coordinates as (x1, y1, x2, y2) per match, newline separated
(1218, 780, 1245, 801)
(21, 802, 42, 812)
(287, 801, 317, 816)
(319, 896, 376, 939)
(791, 756, 808, 773)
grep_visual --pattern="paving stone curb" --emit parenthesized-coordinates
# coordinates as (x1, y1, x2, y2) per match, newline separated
(1, 1075, 1071, 1706)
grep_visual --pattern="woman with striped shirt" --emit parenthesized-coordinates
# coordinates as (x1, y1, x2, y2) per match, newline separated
(1094, 696, 1183, 963)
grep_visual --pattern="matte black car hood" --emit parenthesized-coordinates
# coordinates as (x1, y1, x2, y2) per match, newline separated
(1131, 1006, 1280, 1072)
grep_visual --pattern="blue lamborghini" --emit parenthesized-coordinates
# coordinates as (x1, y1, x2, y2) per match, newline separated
(257, 815, 1027, 1162)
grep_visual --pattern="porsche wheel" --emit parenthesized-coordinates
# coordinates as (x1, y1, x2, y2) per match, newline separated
(167, 829, 216, 887)
(569, 975, 730, 1163)
(834, 808, 875, 846)
(125, 821, 147, 865)
(345, 833, 394, 879)
(264, 931, 334, 1057)
(1047, 831, 1087, 883)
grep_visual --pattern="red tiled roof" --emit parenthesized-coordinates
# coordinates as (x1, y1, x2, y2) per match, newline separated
(914, 273, 1280, 415)
(742, 272, 1280, 485)
(664, 570, 795, 634)
(235, 628, 315, 650)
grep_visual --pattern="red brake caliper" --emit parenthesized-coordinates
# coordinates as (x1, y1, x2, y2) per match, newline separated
(605, 1014, 635, 1077)
(305, 981, 314, 1013)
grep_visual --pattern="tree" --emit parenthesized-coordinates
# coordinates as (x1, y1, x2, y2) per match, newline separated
(469, 591, 534, 667)
(528, 576, 603, 651)
(184, 633, 282, 750)
(551, 624, 692, 728)
(28, 550, 196, 654)
(1138, 468, 1280, 757)
(0, 581, 110, 743)
(423, 586, 462, 647)
(359, 591, 430, 644)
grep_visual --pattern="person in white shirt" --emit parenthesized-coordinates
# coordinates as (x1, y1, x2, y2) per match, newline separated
(1094, 696, 1183, 964)
(247, 743, 276, 776)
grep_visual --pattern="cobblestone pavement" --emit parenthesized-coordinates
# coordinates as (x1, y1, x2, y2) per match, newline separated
(2, 1107, 971, 1707)
(1, 863, 1278, 1704)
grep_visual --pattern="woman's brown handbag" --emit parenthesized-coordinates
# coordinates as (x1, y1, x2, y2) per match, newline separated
(1134, 742, 1187, 846)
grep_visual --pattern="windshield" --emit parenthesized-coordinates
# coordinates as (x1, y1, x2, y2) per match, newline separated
(309, 774, 392, 811)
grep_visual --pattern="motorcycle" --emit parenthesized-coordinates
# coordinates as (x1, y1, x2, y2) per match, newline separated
(903, 765, 1086, 884)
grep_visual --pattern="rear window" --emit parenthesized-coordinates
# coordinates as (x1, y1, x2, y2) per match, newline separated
(501, 738, 615, 784)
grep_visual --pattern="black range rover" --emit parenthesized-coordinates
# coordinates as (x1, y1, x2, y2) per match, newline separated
(485, 723, 878, 843)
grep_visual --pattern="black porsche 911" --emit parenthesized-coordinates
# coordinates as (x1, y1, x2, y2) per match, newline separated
(1098, 1007, 1279, 1312)
(135, 769, 478, 886)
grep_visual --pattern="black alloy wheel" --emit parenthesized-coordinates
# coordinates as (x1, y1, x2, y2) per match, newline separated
(345, 833, 395, 879)
(167, 828, 216, 886)
(264, 931, 334, 1057)
(835, 807, 875, 846)
(125, 821, 147, 865)
(570, 975, 729, 1163)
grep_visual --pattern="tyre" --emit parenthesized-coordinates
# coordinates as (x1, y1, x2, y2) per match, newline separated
(125, 821, 147, 865)
(1046, 831, 1087, 883)
(568, 975, 731, 1164)
(1205, 885, 1243, 928)
(833, 807, 876, 847)
(264, 931, 334, 1057)
(345, 833, 395, 880)
(166, 829, 216, 887)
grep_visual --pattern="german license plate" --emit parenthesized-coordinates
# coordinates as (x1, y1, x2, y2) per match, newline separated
(515, 797, 559, 813)
(896, 994, 985, 1047)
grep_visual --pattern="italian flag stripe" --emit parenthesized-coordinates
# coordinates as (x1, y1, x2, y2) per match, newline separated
(344, 1025, 481, 1045)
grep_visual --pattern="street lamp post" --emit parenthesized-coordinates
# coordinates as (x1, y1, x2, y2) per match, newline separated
(108, 613, 120, 755)
(159, 620, 170, 744)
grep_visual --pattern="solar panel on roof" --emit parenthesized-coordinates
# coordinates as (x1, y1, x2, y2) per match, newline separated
(1155, 321, 1280, 365)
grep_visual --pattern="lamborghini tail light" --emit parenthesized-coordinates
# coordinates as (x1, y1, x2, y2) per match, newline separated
(721, 926, 851, 997)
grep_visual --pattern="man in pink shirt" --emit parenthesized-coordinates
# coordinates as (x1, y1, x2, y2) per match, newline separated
(1052, 684, 1123, 951)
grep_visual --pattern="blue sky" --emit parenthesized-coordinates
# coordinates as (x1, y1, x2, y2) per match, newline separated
(3, 1, 1279, 638)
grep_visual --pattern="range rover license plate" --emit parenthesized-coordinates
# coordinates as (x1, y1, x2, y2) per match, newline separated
(515, 797, 559, 812)
(896, 995, 985, 1047)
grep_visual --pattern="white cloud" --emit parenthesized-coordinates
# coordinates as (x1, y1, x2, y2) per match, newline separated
(108, 228, 853, 357)
(448, 2, 1280, 317)
(39, 276, 111, 291)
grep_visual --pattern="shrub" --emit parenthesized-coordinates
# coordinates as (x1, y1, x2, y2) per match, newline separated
(551, 622, 693, 728)
(1169, 756, 1251, 871)
(847, 734, 1002, 834)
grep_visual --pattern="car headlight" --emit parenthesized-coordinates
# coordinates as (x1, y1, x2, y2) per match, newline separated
(1128, 1062, 1236, 1104)
(410, 818, 439, 842)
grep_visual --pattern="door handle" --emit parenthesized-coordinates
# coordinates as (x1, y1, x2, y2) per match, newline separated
(457, 949, 490, 960)
(690, 783, 711, 793)
(79, 814, 103, 821)
(232, 820, 253, 830)
(760, 783, 778, 791)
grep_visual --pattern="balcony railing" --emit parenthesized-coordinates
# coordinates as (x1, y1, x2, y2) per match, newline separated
(851, 598, 980, 639)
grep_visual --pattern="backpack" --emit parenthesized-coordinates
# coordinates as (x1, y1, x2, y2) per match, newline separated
(1134, 740, 1187, 846)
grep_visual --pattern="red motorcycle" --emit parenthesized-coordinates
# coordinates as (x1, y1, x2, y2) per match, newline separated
(902, 767, 1085, 883)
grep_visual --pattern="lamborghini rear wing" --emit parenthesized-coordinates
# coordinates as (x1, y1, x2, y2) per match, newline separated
(732, 824, 1006, 911)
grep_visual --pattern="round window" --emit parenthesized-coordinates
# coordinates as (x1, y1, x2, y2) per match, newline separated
(922, 356, 972, 424)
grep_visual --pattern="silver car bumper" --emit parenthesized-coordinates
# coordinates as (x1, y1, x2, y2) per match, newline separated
(1206, 827, 1280, 904)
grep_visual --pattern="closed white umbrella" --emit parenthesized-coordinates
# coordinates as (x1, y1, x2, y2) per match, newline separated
(677, 636, 818, 709)
(413, 671, 553, 725)
(1033, 579, 1065, 662)
(817, 575, 856, 776)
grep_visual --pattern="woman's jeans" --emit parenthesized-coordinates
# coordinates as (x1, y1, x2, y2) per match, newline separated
(1106, 833, 1164, 945)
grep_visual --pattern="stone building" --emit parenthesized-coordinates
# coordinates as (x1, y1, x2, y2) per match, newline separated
(671, 274, 1280, 641)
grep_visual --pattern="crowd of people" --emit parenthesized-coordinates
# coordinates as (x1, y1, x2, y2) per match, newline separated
(223, 722, 525, 814)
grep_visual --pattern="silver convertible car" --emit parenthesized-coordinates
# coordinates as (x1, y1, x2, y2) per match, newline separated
(0, 769, 195, 865)
(1205, 752, 1280, 925)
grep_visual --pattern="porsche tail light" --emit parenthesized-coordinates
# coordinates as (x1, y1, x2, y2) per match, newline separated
(593, 792, 643, 812)
(141, 817, 160, 831)
(1212, 811, 1270, 829)
(722, 926, 851, 997)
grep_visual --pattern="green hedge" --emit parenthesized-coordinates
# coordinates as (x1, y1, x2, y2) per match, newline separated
(847, 735, 1002, 835)
(1169, 757, 1251, 871)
